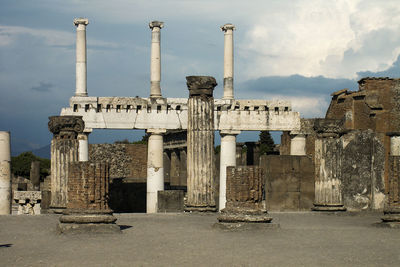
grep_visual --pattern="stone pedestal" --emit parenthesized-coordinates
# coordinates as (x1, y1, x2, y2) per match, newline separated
(13, 191, 41, 215)
(0, 131, 11, 214)
(185, 76, 217, 212)
(48, 116, 83, 213)
(216, 166, 276, 230)
(313, 119, 346, 211)
(58, 161, 120, 234)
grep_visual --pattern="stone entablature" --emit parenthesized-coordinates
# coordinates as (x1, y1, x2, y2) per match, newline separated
(60, 96, 300, 132)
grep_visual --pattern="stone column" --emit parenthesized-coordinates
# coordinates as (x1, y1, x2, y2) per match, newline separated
(0, 131, 11, 215)
(149, 21, 164, 98)
(146, 129, 166, 213)
(219, 130, 240, 211)
(48, 116, 84, 213)
(78, 133, 89, 161)
(220, 23, 235, 100)
(74, 18, 89, 97)
(185, 76, 217, 211)
(290, 134, 306, 156)
(30, 161, 40, 191)
(312, 119, 346, 211)
(381, 133, 400, 226)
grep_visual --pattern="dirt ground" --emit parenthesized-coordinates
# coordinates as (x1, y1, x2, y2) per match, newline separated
(0, 211, 399, 266)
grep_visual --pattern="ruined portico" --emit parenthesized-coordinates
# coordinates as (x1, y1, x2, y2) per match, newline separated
(51, 18, 301, 213)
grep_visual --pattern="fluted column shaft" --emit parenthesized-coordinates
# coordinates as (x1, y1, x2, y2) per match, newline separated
(185, 76, 217, 211)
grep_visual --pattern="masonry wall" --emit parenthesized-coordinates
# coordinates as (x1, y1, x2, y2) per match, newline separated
(261, 155, 315, 211)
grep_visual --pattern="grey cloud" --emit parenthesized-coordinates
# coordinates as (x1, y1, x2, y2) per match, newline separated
(30, 81, 54, 92)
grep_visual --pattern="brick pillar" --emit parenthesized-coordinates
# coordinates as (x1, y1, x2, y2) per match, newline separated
(58, 161, 119, 233)
(217, 166, 272, 224)
(48, 116, 83, 213)
(185, 76, 217, 212)
(312, 119, 346, 211)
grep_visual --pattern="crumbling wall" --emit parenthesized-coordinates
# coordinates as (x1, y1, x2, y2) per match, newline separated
(89, 144, 147, 179)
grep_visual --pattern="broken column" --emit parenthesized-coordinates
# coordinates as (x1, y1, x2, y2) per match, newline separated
(381, 133, 400, 226)
(58, 161, 119, 233)
(290, 134, 306, 156)
(30, 161, 40, 191)
(146, 129, 166, 213)
(219, 130, 240, 211)
(220, 23, 235, 99)
(0, 131, 11, 215)
(185, 76, 217, 212)
(74, 18, 89, 97)
(48, 116, 83, 213)
(149, 21, 164, 98)
(313, 119, 346, 211)
(216, 166, 274, 229)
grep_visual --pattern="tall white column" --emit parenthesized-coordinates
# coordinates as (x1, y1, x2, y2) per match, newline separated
(219, 131, 240, 211)
(0, 131, 11, 214)
(78, 133, 89, 162)
(146, 129, 166, 213)
(74, 18, 89, 97)
(149, 21, 164, 98)
(290, 134, 306, 155)
(220, 23, 235, 100)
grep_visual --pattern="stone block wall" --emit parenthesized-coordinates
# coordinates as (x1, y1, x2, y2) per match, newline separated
(261, 155, 314, 211)
(67, 161, 110, 211)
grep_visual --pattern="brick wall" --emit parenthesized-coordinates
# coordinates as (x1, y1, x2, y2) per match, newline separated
(67, 161, 110, 211)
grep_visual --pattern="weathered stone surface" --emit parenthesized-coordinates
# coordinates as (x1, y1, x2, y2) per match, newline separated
(186, 76, 217, 211)
(261, 155, 314, 211)
(218, 166, 275, 226)
(157, 190, 184, 212)
(186, 76, 217, 97)
(13, 191, 41, 215)
(48, 116, 84, 139)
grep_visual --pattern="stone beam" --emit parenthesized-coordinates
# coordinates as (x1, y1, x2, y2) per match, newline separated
(60, 97, 301, 132)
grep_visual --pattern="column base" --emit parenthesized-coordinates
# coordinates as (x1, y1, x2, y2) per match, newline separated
(312, 203, 346, 212)
(49, 206, 66, 214)
(380, 207, 400, 226)
(58, 209, 120, 234)
(184, 205, 217, 212)
(215, 210, 277, 231)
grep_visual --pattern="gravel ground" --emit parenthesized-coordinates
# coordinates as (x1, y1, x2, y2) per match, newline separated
(0, 212, 399, 266)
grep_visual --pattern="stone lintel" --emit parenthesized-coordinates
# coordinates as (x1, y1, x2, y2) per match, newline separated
(186, 76, 217, 97)
(149, 21, 164, 29)
(73, 18, 89, 26)
(220, 23, 236, 32)
(220, 130, 241, 135)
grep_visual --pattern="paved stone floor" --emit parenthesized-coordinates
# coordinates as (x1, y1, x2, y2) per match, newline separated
(0, 212, 399, 266)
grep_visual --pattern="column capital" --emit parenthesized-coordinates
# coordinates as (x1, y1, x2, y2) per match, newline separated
(48, 116, 85, 139)
(147, 128, 167, 134)
(149, 21, 164, 29)
(220, 130, 241, 135)
(186, 76, 217, 97)
(74, 18, 89, 26)
(221, 23, 235, 32)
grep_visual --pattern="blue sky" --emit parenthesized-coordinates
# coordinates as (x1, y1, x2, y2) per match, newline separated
(1, 0, 400, 155)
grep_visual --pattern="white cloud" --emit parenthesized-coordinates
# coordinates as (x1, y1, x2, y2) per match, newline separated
(240, 0, 400, 79)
